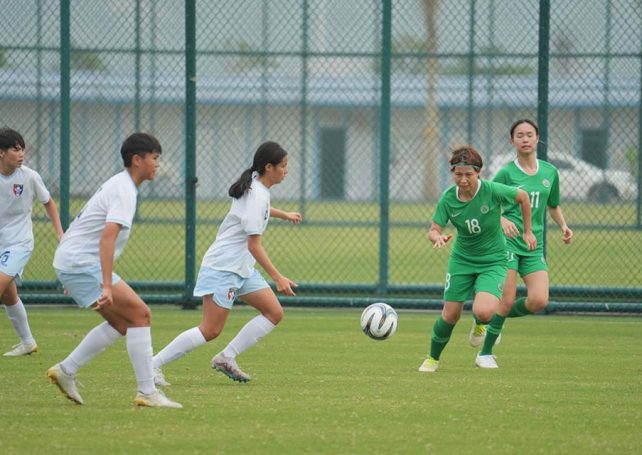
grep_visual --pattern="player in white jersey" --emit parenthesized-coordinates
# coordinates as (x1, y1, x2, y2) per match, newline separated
(46, 133, 181, 409)
(152, 141, 301, 385)
(0, 127, 63, 356)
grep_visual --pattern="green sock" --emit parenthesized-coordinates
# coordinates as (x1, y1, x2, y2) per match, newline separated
(480, 314, 505, 355)
(429, 316, 456, 360)
(507, 297, 533, 318)
(473, 314, 483, 325)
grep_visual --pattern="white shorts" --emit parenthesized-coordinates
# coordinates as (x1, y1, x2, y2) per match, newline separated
(0, 249, 32, 285)
(193, 267, 270, 310)
(55, 265, 122, 308)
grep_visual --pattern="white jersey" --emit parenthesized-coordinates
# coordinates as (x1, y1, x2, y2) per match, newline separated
(0, 165, 51, 251)
(53, 170, 138, 272)
(201, 176, 270, 278)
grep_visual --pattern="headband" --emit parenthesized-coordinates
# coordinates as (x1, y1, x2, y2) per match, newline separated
(450, 160, 481, 171)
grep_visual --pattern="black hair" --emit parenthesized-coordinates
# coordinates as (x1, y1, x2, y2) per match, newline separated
(228, 141, 287, 199)
(449, 145, 483, 171)
(0, 127, 26, 150)
(120, 132, 162, 167)
(510, 119, 539, 139)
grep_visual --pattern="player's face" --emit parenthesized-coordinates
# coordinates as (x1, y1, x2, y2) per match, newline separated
(451, 166, 479, 192)
(511, 122, 538, 155)
(140, 151, 161, 181)
(0, 145, 25, 170)
(265, 155, 289, 186)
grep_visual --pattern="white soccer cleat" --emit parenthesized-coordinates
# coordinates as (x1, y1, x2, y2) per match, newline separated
(153, 367, 171, 387)
(418, 356, 440, 373)
(468, 321, 487, 347)
(211, 353, 251, 383)
(47, 363, 84, 404)
(134, 390, 183, 409)
(475, 353, 499, 369)
(4, 342, 38, 356)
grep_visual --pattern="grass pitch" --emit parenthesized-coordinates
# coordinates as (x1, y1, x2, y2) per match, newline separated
(1, 306, 641, 454)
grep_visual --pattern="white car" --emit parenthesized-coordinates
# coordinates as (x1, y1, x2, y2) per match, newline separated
(486, 151, 637, 203)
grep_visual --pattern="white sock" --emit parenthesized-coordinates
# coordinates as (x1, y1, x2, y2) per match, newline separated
(222, 315, 276, 358)
(126, 326, 156, 395)
(5, 298, 35, 345)
(61, 322, 122, 375)
(153, 327, 206, 369)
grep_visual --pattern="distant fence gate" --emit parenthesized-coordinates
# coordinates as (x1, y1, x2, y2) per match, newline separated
(1, 0, 641, 312)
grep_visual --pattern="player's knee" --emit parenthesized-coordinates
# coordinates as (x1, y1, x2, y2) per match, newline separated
(129, 305, 151, 326)
(265, 307, 284, 325)
(474, 309, 494, 323)
(528, 296, 548, 313)
(200, 325, 222, 341)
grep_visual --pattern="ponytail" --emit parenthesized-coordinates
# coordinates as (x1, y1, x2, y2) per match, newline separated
(228, 168, 254, 198)
(228, 141, 288, 199)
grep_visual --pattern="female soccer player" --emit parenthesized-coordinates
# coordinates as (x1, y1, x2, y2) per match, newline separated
(0, 127, 63, 356)
(47, 133, 181, 408)
(153, 141, 301, 385)
(493, 120, 572, 324)
(418, 146, 536, 372)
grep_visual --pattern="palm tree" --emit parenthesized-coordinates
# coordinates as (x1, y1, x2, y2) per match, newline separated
(422, 0, 441, 199)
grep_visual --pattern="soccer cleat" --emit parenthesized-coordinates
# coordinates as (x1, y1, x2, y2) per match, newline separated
(469, 321, 487, 347)
(46, 363, 84, 404)
(153, 367, 171, 387)
(418, 356, 440, 373)
(4, 342, 38, 356)
(475, 353, 499, 369)
(211, 353, 251, 383)
(134, 390, 183, 409)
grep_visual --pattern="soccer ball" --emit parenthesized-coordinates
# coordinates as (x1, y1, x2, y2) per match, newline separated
(360, 303, 398, 340)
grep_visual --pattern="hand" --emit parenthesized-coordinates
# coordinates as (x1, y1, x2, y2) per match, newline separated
(94, 287, 113, 310)
(275, 276, 298, 296)
(522, 231, 537, 251)
(431, 234, 452, 249)
(561, 226, 573, 244)
(285, 212, 302, 224)
(501, 217, 519, 238)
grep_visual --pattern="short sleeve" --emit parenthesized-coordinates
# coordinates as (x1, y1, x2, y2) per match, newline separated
(491, 181, 518, 205)
(106, 186, 136, 228)
(432, 192, 450, 227)
(31, 171, 51, 204)
(548, 168, 560, 207)
(241, 190, 269, 235)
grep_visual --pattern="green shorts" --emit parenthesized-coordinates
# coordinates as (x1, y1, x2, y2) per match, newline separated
(506, 251, 548, 277)
(443, 262, 508, 302)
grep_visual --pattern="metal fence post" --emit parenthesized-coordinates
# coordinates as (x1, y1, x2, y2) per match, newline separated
(378, 0, 392, 294)
(60, 0, 70, 230)
(537, 0, 550, 253)
(183, 0, 197, 308)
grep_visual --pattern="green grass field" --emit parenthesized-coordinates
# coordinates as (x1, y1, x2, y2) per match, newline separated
(1, 306, 641, 454)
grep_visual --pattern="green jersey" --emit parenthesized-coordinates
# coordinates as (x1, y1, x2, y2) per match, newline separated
(493, 159, 560, 256)
(433, 179, 518, 265)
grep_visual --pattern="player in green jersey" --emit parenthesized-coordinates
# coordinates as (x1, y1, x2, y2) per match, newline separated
(469, 119, 573, 346)
(418, 146, 536, 372)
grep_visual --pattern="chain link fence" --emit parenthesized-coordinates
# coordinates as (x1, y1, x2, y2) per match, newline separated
(1, 0, 640, 311)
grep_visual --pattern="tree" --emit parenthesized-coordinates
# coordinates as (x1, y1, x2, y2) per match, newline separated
(422, 0, 440, 199)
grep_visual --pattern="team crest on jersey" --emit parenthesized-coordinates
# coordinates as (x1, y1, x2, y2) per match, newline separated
(227, 287, 238, 302)
(12, 184, 24, 197)
(0, 250, 9, 266)
(542, 179, 550, 188)
(480, 204, 489, 214)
